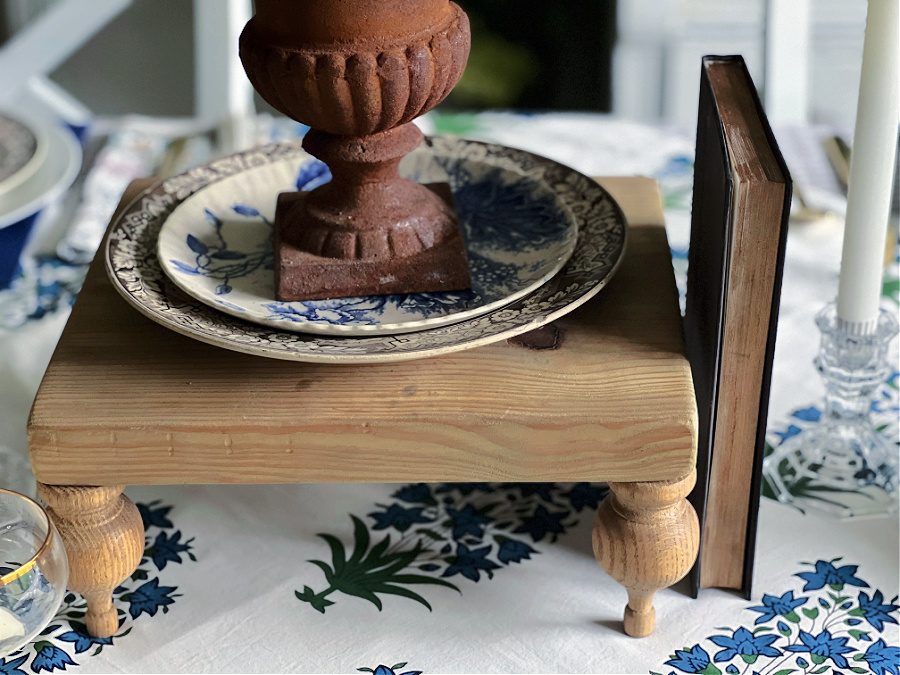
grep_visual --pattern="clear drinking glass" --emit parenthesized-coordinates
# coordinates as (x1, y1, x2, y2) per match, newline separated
(0, 488, 68, 658)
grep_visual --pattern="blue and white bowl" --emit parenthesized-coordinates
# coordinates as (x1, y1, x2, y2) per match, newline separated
(0, 114, 46, 200)
(0, 118, 81, 290)
(156, 145, 579, 336)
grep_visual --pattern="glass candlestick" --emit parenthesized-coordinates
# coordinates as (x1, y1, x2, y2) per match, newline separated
(764, 303, 899, 518)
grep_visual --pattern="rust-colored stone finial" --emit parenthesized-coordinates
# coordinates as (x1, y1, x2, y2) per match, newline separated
(240, 0, 472, 300)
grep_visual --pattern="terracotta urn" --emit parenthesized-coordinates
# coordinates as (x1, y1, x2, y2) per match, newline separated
(239, 0, 472, 301)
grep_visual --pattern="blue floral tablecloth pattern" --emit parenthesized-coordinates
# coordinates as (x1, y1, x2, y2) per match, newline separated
(0, 111, 897, 673)
(0, 502, 197, 674)
(295, 482, 606, 614)
(656, 559, 899, 675)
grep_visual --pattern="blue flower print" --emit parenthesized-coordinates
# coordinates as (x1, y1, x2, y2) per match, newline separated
(231, 203, 260, 218)
(657, 154, 694, 178)
(510, 483, 557, 501)
(137, 501, 173, 529)
(393, 291, 474, 318)
(496, 538, 536, 564)
(31, 644, 76, 673)
(56, 626, 113, 654)
(298, 481, 606, 614)
(665, 644, 712, 674)
(0, 654, 27, 675)
(561, 482, 607, 512)
(124, 577, 179, 619)
(655, 557, 897, 675)
(773, 424, 802, 444)
(392, 484, 435, 506)
(172, 205, 272, 296)
(446, 504, 491, 540)
(791, 406, 821, 422)
(709, 627, 781, 663)
(863, 638, 900, 675)
(0, 501, 196, 674)
(264, 298, 389, 326)
(442, 543, 501, 582)
(357, 663, 421, 675)
(514, 504, 569, 542)
(295, 159, 331, 191)
(434, 483, 494, 496)
(784, 629, 854, 669)
(187, 232, 210, 255)
(146, 530, 195, 570)
(671, 245, 689, 261)
(169, 259, 200, 275)
(448, 167, 566, 250)
(369, 504, 432, 533)
(748, 590, 807, 624)
(796, 560, 867, 591)
(856, 590, 899, 631)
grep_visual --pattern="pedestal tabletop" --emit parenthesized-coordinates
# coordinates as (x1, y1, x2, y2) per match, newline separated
(28, 176, 696, 487)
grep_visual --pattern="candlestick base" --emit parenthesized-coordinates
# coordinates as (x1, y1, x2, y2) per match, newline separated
(764, 303, 899, 518)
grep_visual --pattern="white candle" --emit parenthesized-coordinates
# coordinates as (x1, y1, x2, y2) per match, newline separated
(836, 0, 899, 332)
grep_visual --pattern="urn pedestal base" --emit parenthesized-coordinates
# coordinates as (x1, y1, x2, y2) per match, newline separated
(273, 185, 471, 301)
(239, 0, 473, 301)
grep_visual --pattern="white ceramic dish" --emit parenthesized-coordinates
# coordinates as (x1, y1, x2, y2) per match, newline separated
(156, 148, 578, 335)
(106, 138, 627, 364)
(0, 113, 48, 200)
(0, 122, 81, 229)
(0, 120, 81, 288)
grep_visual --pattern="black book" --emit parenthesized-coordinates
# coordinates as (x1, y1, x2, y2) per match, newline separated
(685, 55, 792, 597)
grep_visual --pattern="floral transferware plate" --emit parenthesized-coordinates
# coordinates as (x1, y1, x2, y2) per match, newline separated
(105, 138, 626, 364)
(156, 147, 578, 335)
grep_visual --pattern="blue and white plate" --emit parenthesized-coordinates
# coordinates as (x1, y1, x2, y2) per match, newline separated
(0, 117, 81, 290)
(107, 138, 626, 364)
(0, 113, 46, 199)
(156, 145, 578, 335)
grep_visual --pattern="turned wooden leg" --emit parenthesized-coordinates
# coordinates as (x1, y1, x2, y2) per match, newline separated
(37, 484, 144, 637)
(592, 469, 699, 637)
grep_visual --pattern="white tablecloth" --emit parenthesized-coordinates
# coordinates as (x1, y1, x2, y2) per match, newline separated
(0, 112, 896, 674)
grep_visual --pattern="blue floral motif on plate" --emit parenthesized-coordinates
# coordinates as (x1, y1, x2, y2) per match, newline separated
(157, 148, 577, 336)
(107, 138, 626, 363)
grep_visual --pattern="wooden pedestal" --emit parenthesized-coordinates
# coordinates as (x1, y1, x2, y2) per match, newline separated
(28, 177, 698, 638)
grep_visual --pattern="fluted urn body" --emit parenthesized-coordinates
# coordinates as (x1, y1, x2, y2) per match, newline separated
(239, 0, 472, 301)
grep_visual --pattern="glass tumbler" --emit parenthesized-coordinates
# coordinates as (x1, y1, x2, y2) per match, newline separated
(0, 488, 68, 657)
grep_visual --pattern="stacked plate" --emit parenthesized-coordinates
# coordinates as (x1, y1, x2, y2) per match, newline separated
(105, 137, 627, 363)
(0, 112, 82, 288)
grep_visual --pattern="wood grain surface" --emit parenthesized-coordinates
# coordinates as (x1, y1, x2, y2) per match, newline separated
(36, 484, 144, 637)
(28, 177, 697, 486)
(593, 469, 700, 637)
